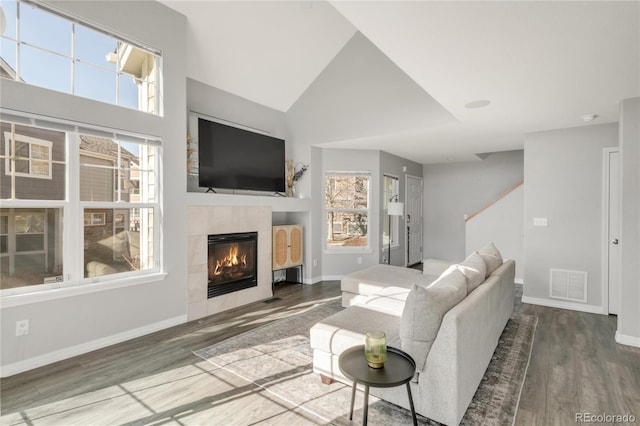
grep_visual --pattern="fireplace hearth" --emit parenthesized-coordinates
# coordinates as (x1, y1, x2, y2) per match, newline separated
(207, 232, 258, 298)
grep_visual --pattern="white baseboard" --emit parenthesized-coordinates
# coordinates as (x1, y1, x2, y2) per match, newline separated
(303, 276, 323, 285)
(521, 296, 606, 315)
(615, 331, 640, 348)
(321, 275, 344, 282)
(0, 315, 187, 378)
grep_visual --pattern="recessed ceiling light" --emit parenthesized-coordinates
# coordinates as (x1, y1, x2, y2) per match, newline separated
(465, 100, 491, 109)
(582, 114, 598, 122)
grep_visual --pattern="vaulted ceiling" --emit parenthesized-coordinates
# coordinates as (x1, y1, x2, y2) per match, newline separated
(161, 1, 640, 163)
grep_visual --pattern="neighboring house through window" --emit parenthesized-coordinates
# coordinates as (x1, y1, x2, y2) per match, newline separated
(4, 132, 52, 179)
(325, 172, 371, 250)
(0, 119, 161, 293)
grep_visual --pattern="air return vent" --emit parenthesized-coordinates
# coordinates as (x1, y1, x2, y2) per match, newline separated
(549, 269, 587, 303)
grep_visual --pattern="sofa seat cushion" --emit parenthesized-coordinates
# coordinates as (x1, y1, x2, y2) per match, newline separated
(353, 286, 411, 316)
(399, 268, 467, 371)
(341, 264, 424, 296)
(309, 306, 401, 357)
(340, 265, 439, 296)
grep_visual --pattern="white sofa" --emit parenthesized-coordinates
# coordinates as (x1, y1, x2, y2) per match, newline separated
(310, 244, 515, 425)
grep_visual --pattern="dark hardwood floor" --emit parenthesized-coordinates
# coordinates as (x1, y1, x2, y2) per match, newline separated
(1, 280, 639, 425)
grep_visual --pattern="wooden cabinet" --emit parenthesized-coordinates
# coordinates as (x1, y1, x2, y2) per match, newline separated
(272, 225, 303, 271)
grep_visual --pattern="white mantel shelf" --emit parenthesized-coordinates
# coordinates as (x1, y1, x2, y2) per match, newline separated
(186, 192, 311, 212)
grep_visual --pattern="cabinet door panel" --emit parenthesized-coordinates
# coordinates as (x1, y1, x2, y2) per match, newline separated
(290, 227, 302, 265)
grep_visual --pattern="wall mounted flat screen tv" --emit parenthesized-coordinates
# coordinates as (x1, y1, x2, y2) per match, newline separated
(198, 118, 286, 193)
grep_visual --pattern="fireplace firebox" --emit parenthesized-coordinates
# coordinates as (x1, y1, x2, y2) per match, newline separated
(207, 232, 258, 298)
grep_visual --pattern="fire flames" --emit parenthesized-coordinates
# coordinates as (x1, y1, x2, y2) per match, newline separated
(213, 244, 247, 276)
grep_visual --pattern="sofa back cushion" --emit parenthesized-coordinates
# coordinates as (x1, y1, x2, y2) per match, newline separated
(457, 252, 487, 293)
(478, 242, 503, 276)
(399, 268, 467, 371)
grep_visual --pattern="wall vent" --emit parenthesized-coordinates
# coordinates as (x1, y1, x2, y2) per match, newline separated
(549, 269, 587, 303)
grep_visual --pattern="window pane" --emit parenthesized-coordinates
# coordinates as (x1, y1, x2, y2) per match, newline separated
(20, 3, 71, 56)
(119, 73, 139, 109)
(326, 212, 368, 247)
(2, 122, 66, 200)
(15, 141, 29, 158)
(20, 44, 71, 93)
(75, 62, 116, 104)
(1, 0, 18, 39)
(84, 207, 154, 278)
(16, 233, 43, 251)
(15, 212, 44, 233)
(0, 39, 17, 79)
(75, 25, 116, 70)
(79, 135, 117, 202)
(0, 208, 64, 290)
(325, 175, 369, 210)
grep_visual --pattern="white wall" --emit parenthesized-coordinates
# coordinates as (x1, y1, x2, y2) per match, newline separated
(523, 123, 618, 313)
(0, 1, 187, 375)
(422, 150, 524, 262)
(466, 184, 524, 281)
(618, 97, 640, 346)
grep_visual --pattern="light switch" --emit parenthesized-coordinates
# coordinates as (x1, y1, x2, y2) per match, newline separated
(533, 217, 548, 227)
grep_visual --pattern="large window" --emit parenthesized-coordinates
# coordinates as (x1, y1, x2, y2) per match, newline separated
(383, 175, 400, 249)
(0, 0, 162, 115)
(325, 173, 370, 249)
(0, 118, 161, 293)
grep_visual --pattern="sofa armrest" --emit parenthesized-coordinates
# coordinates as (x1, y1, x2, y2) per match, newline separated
(422, 258, 454, 276)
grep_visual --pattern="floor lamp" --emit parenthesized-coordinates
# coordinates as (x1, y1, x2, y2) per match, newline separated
(387, 197, 404, 265)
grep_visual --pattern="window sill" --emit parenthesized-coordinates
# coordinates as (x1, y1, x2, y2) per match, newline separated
(324, 248, 374, 255)
(0, 272, 168, 309)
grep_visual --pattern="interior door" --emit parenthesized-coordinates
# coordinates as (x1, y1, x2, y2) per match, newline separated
(606, 149, 621, 315)
(406, 175, 423, 266)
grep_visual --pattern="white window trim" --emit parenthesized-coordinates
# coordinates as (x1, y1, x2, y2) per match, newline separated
(4, 132, 53, 179)
(0, 111, 163, 299)
(324, 171, 371, 252)
(383, 174, 400, 251)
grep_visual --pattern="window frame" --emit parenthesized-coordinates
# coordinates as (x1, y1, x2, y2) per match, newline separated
(324, 171, 372, 252)
(4, 132, 53, 179)
(0, 111, 163, 299)
(0, 0, 163, 115)
(383, 174, 400, 251)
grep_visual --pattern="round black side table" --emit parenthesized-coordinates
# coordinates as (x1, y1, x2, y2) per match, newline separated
(338, 345, 417, 425)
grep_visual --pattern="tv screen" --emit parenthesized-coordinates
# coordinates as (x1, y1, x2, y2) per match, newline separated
(198, 118, 286, 193)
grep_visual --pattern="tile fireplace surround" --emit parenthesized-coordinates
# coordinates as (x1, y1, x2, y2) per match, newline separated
(187, 206, 272, 321)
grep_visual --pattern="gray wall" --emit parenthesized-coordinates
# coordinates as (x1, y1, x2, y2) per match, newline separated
(618, 97, 640, 344)
(422, 150, 524, 262)
(379, 151, 423, 266)
(523, 123, 618, 311)
(0, 1, 187, 372)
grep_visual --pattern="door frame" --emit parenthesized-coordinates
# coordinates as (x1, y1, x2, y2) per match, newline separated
(405, 174, 423, 266)
(601, 147, 620, 315)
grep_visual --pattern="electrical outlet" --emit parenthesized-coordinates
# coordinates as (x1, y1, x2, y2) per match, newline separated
(357, 257, 362, 265)
(533, 217, 548, 227)
(313, 259, 318, 267)
(16, 320, 29, 336)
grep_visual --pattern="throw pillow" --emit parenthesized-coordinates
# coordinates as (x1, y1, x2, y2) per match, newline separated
(478, 242, 503, 276)
(458, 252, 487, 293)
(399, 268, 467, 371)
